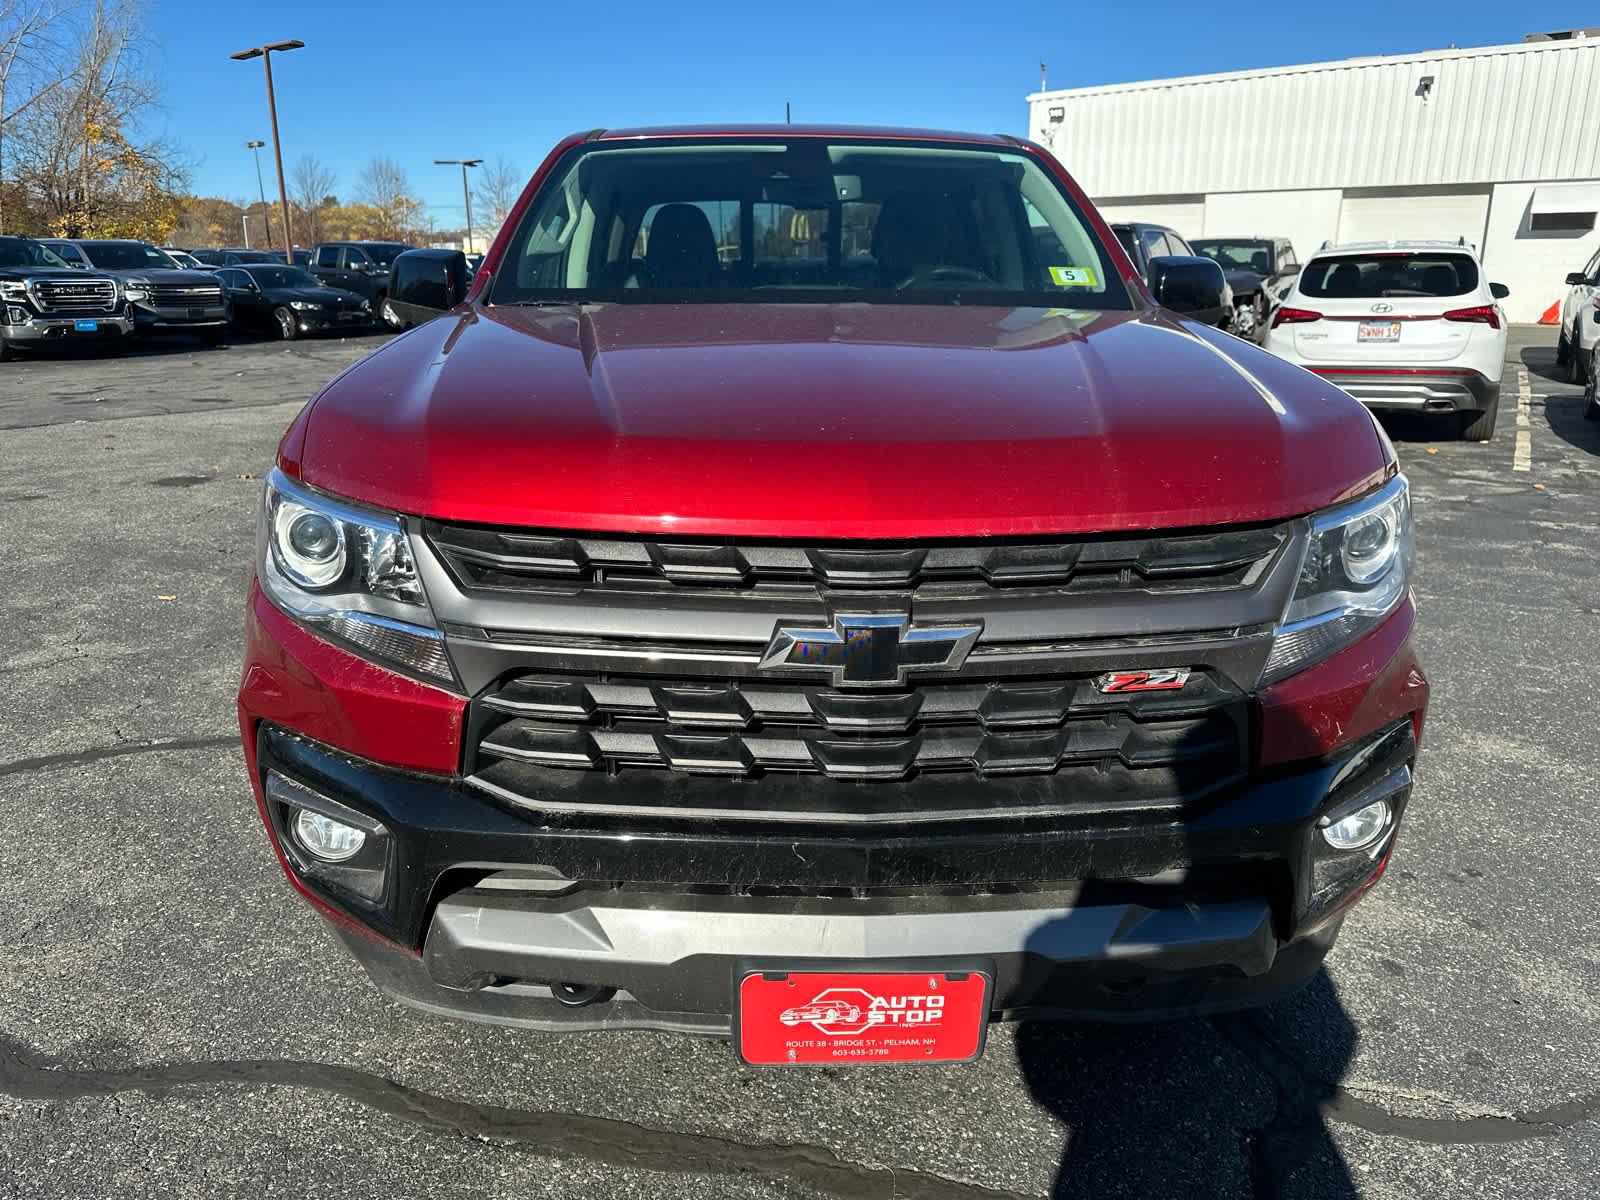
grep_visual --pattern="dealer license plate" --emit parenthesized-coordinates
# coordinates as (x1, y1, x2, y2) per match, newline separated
(1357, 320, 1401, 342)
(74, 319, 97, 332)
(736, 970, 989, 1066)
(187, 307, 205, 319)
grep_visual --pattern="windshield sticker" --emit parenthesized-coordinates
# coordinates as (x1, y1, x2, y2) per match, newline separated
(1049, 265, 1098, 287)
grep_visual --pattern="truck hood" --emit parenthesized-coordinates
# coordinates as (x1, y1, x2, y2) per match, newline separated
(0, 266, 112, 282)
(102, 267, 219, 286)
(292, 302, 1388, 539)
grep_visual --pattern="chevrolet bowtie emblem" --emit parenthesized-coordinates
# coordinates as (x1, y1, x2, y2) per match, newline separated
(759, 614, 981, 688)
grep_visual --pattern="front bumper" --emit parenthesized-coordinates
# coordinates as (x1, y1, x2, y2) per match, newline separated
(295, 309, 373, 332)
(248, 710, 1413, 1033)
(133, 304, 229, 332)
(0, 312, 132, 343)
(240, 569, 1426, 1036)
(1305, 367, 1498, 413)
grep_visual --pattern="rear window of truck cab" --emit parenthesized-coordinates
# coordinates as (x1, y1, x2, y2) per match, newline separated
(1299, 252, 1479, 299)
(490, 138, 1131, 309)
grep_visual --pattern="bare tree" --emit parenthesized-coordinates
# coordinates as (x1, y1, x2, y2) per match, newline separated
(10, 0, 186, 238)
(0, 0, 72, 232)
(357, 155, 421, 241)
(290, 152, 334, 244)
(472, 156, 521, 231)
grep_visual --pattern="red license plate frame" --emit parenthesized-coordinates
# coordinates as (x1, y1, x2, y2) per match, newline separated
(735, 970, 990, 1066)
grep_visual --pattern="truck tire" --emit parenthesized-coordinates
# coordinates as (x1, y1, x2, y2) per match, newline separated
(1460, 399, 1498, 441)
(1586, 350, 1600, 421)
(1556, 323, 1571, 366)
(379, 294, 403, 329)
(0, 339, 15, 362)
(1568, 321, 1588, 384)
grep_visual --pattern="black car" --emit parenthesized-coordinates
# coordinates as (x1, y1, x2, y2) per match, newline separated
(191, 248, 285, 268)
(42, 238, 229, 343)
(214, 264, 372, 340)
(1109, 222, 1234, 328)
(308, 241, 412, 324)
(1191, 237, 1301, 339)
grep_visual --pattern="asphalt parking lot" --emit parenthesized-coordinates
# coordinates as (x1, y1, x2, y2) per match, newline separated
(1, 325, 1596, 1199)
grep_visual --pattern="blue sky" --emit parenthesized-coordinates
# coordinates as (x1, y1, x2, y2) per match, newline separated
(150, 0, 1591, 228)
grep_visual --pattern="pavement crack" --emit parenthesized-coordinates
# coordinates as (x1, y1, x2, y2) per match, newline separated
(0, 735, 239, 778)
(0, 1036, 1024, 1200)
(1213, 1012, 1600, 1156)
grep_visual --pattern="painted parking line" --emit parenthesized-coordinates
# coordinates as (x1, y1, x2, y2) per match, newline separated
(1514, 367, 1532, 472)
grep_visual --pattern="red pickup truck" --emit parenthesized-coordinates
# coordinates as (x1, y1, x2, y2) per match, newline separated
(238, 126, 1425, 1065)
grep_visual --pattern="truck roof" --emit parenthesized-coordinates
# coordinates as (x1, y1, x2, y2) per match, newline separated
(593, 124, 1016, 146)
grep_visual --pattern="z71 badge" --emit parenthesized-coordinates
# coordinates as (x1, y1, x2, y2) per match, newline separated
(1096, 668, 1192, 694)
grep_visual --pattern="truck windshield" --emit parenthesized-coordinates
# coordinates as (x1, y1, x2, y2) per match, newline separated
(362, 244, 408, 266)
(490, 138, 1131, 308)
(1192, 240, 1274, 273)
(80, 242, 179, 270)
(0, 238, 68, 268)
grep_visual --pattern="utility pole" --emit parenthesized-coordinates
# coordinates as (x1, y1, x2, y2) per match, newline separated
(230, 40, 304, 258)
(434, 158, 482, 252)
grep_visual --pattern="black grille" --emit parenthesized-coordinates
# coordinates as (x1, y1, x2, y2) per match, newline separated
(466, 669, 1248, 824)
(148, 283, 222, 306)
(427, 523, 1286, 597)
(31, 278, 118, 313)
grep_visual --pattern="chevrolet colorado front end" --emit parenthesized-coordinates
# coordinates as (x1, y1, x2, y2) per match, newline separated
(238, 127, 1427, 1065)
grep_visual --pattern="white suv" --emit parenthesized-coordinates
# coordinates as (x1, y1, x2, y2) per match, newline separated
(1557, 247, 1599, 403)
(1261, 241, 1508, 440)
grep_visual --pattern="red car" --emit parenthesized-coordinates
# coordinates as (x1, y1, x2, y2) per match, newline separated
(238, 126, 1425, 1051)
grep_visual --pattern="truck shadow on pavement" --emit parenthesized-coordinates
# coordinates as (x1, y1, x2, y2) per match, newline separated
(1014, 970, 1360, 1198)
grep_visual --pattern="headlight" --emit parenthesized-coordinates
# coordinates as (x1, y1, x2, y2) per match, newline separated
(0, 280, 29, 300)
(290, 300, 319, 311)
(258, 468, 456, 687)
(122, 278, 150, 302)
(1263, 475, 1413, 684)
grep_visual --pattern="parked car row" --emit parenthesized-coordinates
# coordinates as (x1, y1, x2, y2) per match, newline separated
(0, 234, 392, 358)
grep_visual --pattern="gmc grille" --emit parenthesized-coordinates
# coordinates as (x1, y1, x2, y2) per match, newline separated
(31, 278, 118, 313)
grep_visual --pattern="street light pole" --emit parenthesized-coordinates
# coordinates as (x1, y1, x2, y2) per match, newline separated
(230, 40, 304, 259)
(245, 140, 267, 251)
(242, 212, 251, 249)
(435, 158, 482, 252)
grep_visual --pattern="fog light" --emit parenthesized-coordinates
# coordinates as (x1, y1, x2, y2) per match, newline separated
(6, 306, 26, 324)
(1321, 800, 1390, 851)
(293, 808, 366, 861)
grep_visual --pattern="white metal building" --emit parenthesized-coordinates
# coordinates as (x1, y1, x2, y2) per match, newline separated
(1027, 35, 1600, 323)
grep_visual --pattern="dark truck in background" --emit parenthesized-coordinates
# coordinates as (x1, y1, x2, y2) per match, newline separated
(0, 235, 132, 359)
(41, 239, 229, 344)
(308, 241, 412, 327)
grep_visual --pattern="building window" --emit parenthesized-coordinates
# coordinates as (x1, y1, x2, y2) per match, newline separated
(1530, 211, 1597, 234)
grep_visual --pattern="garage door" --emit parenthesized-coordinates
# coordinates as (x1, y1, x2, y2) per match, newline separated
(1335, 191, 1491, 251)
(1093, 200, 1205, 242)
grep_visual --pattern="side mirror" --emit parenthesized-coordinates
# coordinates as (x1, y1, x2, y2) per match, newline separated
(1566, 272, 1590, 286)
(389, 248, 469, 325)
(1148, 255, 1228, 326)
(1489, 282, 1510, 300)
